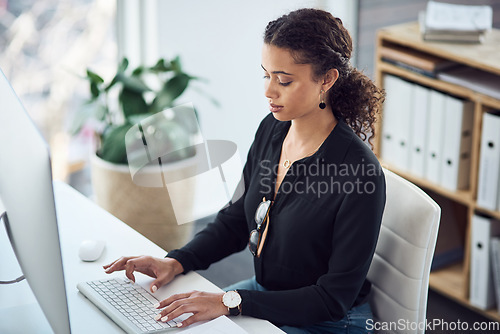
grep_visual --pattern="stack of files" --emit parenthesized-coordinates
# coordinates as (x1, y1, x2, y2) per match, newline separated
(477, 111, 500, 211)
(424, 90, 473, 191)
(380, 44, 456, 78)
(470, 215, 500, 310)
(419, 1, 493, 43)
(381, 75, 413, 171)
(381, 76, 473, 191)
(438, 66, 500, 101)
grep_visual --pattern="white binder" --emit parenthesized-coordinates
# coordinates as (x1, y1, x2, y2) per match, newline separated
(381, 75, 414, 171)
(409, 84, 430, 178)
(477, 112, 500, 211)
(440, 96, 474, 191)
(425, 89, 446, 184)
(470, 215, 500, 309)
(381, 75, 399, 167)
(491, 237, 500, 313)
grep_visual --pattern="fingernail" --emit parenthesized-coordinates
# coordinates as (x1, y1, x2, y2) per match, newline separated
(153, 303, 160, 309)
(177, 323, 183, 328)
(152, 285, 157, 292)
(161, 316, 168, 322)
(154, 314, 162, 321)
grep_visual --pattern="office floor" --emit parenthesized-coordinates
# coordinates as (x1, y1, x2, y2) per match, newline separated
(70, 169, 498, 333)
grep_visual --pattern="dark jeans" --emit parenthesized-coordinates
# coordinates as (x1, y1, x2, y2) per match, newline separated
(224, 277, 373, 334)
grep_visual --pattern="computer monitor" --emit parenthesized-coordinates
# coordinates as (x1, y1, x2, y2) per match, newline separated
(0, 69, 71, 333)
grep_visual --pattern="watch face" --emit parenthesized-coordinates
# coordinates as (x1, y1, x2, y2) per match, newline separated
(223, 291, 242, 308)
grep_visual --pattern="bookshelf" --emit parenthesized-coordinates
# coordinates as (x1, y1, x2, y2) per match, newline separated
(374, 22, 500, 321)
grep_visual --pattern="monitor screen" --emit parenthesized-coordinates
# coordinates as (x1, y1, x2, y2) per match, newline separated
(0, 69, 71, 333)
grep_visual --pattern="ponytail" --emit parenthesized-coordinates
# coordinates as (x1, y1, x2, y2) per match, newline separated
(329, 67, 385, 148)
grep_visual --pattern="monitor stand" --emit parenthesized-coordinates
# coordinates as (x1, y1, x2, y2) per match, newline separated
(0, 300, 53, 333)
(0, 200, 25, 285)
(0, 209, 52, 332)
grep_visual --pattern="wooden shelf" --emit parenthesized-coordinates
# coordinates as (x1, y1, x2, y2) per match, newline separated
(429, 263, 466, 301)
(485, 309, 500, 323)
(380, 162, 474, 207)
(378, 22, 500, 76)
(378, 62, 500, 110)
(474, 206, 500, 222)
(430, 263, 500, 322)
(375, 21, 500, 323)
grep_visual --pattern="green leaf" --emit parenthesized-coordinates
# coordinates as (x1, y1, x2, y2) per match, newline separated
(104, 76, 118, 92)
(185, 75, 207, 83)
(149, 58, 172, 73)
(169, 105, 200, 135)
(153, 120, 194, 162)
(118, 58, 129, 73)
(165, 73, 190, 100)
(132, 67, 144, 76)
(98, 123, 134, 164)
(139, 118, 195, 163)
(116, 73, 151, 93)
(86, 69, 104, 99)
(170, 56, 182, 73)
(86, 69, 104, 84)
(127, 112, 157, 125)
(104, 58, 130, 91)
(119, 87, 149, 118)
(150, 73, 190, 113)
(93, 103, 108, 122)
(90, 82, 100, 99)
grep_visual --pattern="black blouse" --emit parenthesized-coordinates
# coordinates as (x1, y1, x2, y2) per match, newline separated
(167, 113, 386, 326)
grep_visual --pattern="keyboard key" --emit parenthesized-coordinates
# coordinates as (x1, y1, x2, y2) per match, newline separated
(80, 278, 189, 332)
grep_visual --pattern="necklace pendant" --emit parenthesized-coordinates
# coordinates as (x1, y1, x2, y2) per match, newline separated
(283, 159, 291, 168)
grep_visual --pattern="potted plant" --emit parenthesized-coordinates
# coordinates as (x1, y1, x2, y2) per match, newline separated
(73, 57, 211, 251)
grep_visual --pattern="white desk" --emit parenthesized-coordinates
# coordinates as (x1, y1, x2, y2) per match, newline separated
(0, 182, 282, 333)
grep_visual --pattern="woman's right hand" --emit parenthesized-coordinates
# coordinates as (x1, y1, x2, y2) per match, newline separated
(103, 256, 184, 293)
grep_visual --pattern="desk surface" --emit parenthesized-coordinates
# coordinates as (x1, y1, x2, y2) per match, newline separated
(0, 182, 282, 333)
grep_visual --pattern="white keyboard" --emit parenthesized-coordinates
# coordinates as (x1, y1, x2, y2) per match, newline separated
(77, 278, 190, 333)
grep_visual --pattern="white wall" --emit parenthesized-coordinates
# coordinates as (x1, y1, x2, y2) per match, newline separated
(152, 0, 358, 162)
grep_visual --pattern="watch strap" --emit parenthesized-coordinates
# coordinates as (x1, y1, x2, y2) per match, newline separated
(228, 304, 241, 316)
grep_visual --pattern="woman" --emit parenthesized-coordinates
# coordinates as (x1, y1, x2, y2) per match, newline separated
(104, 8, 386, 333)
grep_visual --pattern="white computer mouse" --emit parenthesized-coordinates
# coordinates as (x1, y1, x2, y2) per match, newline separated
(78, 240, 106, 262)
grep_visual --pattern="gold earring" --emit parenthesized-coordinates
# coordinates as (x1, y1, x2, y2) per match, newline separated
(319, 90, 326, 109)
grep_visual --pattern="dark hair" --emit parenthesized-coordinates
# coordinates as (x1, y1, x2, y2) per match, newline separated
(264, 8, 384, 147)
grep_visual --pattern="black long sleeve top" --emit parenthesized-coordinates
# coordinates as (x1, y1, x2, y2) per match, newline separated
(167, 113, 386, 327)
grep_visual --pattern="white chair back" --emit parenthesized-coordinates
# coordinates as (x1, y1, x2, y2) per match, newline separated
(367, 169, 441, 334)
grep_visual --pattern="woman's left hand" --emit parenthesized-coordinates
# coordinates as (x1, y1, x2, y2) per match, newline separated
(154, 291, 230, 328)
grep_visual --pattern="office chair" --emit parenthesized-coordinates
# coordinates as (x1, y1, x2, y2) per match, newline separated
(367, 168, 441, 334)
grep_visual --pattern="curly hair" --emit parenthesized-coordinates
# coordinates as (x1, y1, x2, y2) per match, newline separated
(264, 8, 385, 147)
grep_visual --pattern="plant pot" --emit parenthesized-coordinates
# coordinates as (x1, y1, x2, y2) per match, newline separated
(90, 153, 199, 251)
